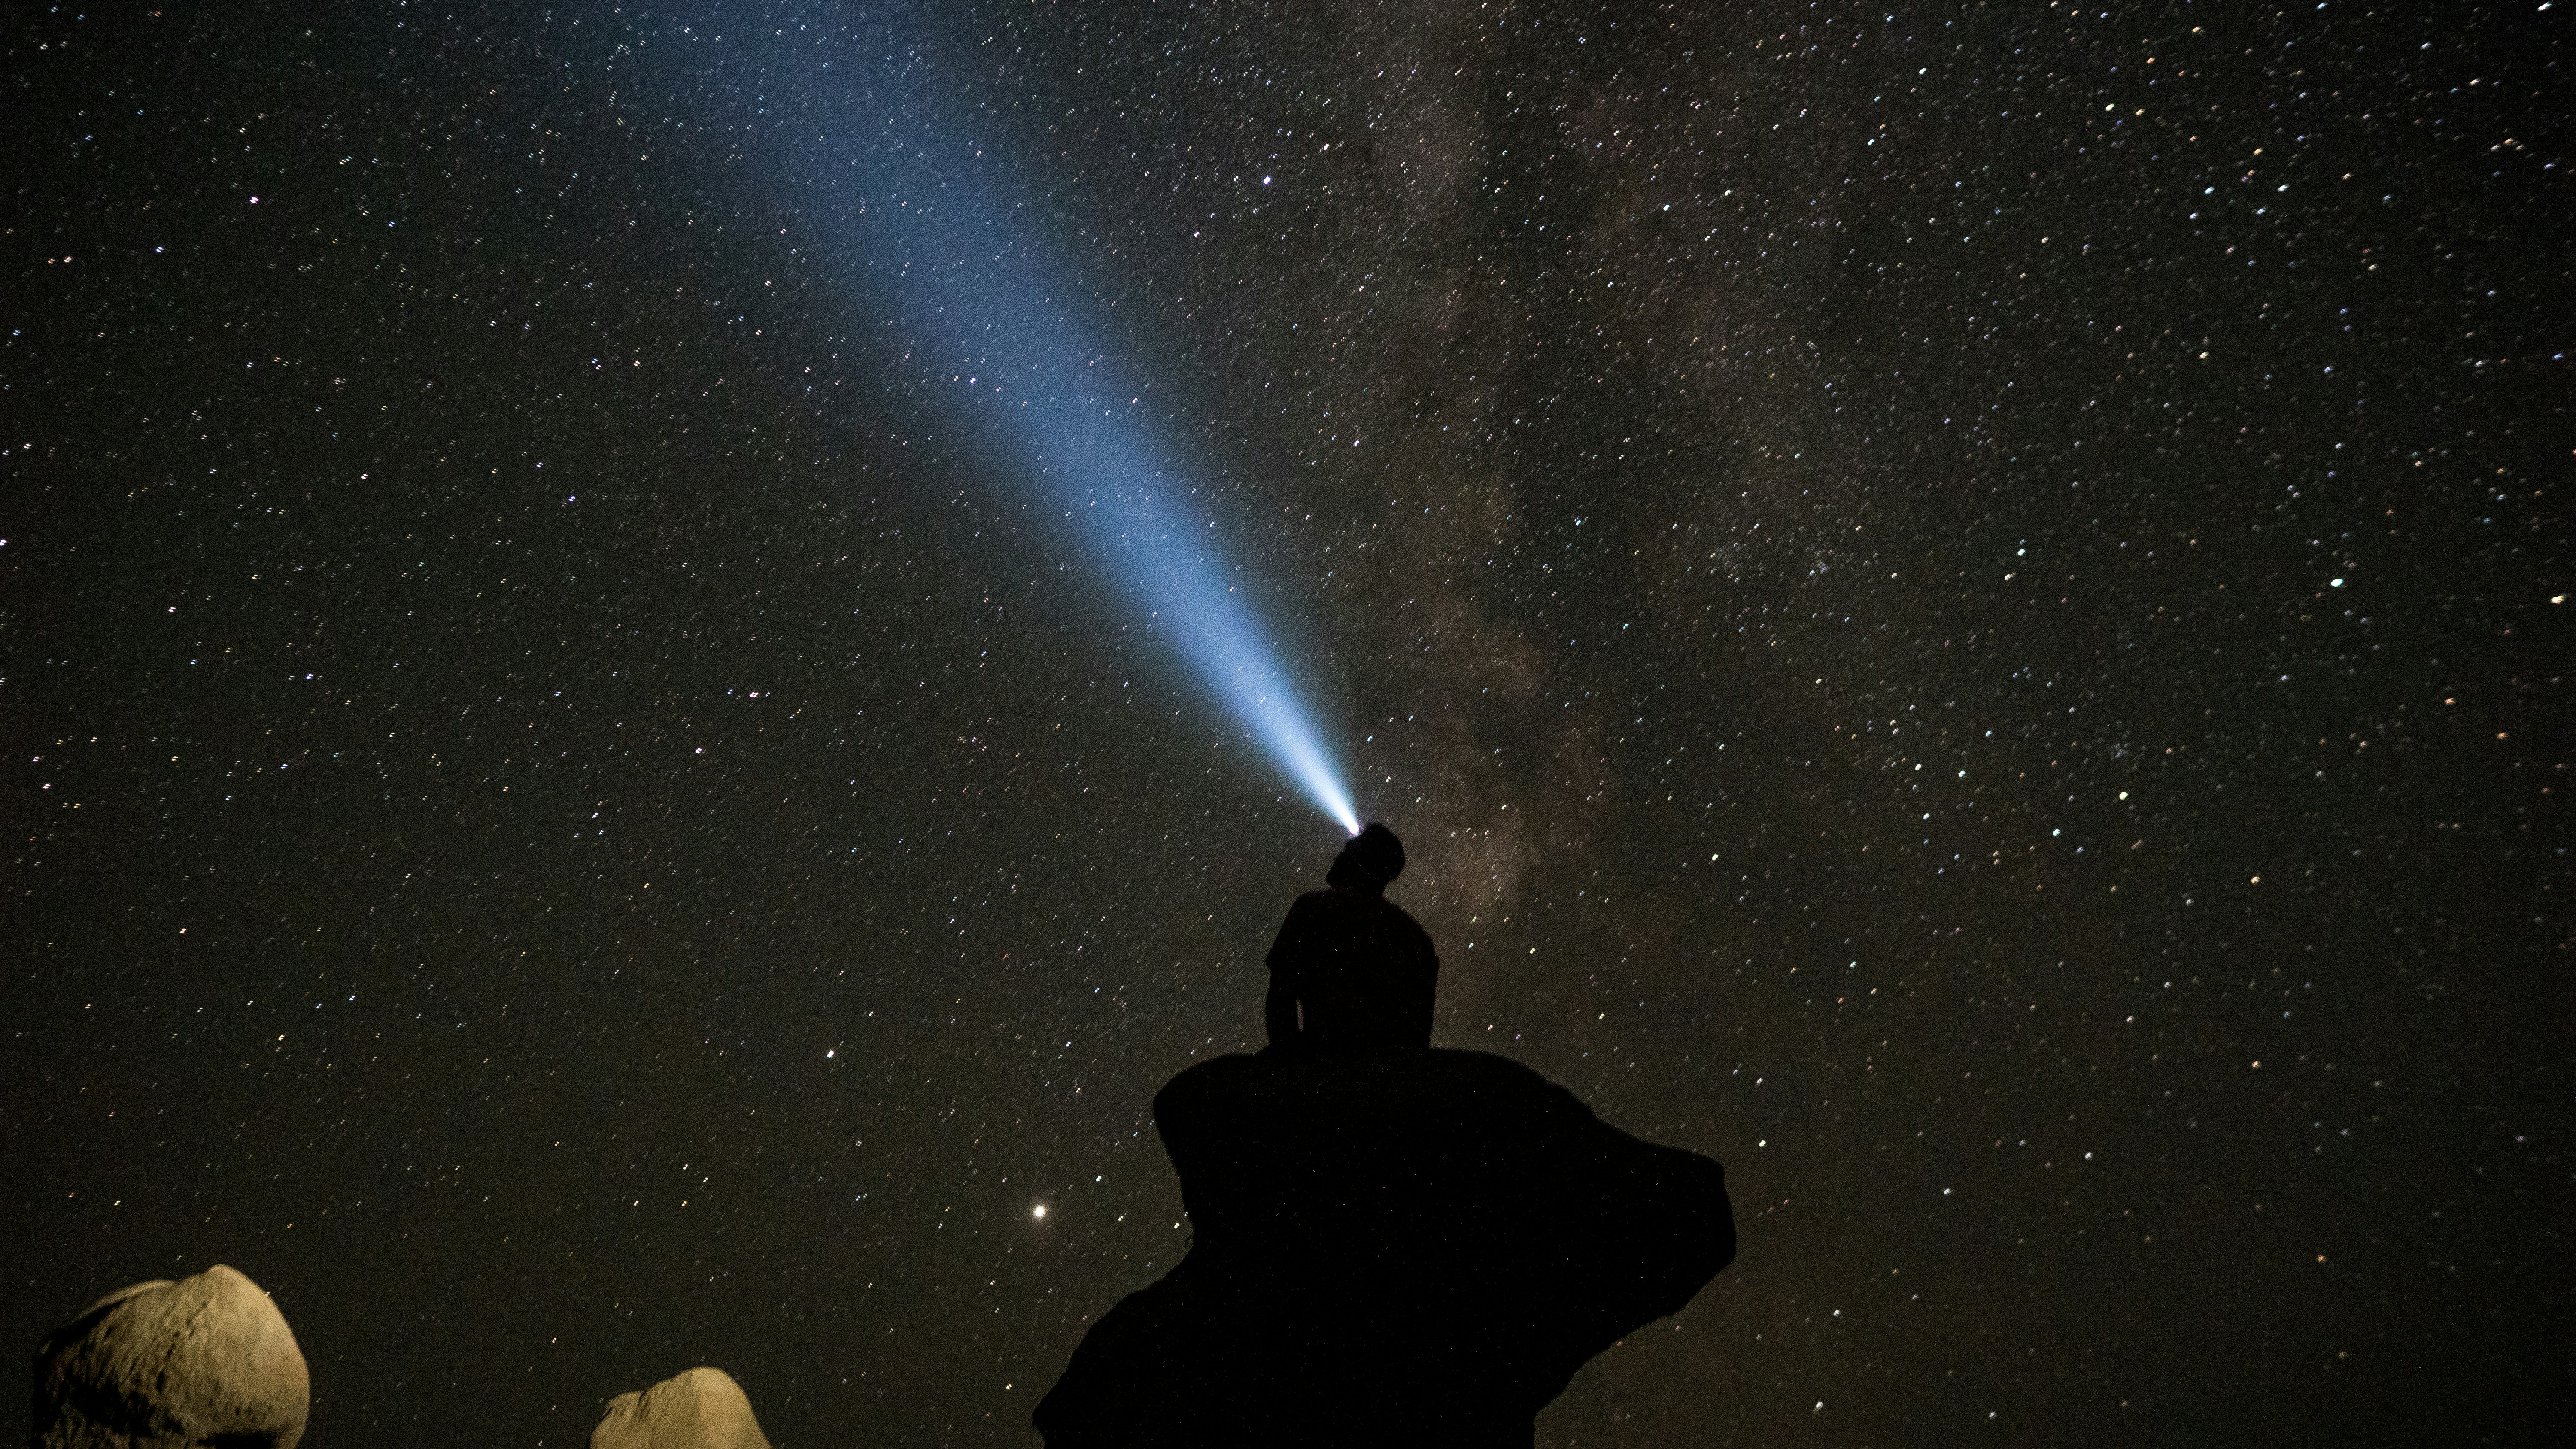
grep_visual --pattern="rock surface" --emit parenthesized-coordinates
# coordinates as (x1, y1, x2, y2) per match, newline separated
(33, 1263, 310, 1449)
(1036, 1047, 1735, 1447)
(590, 1366, 773, 1449)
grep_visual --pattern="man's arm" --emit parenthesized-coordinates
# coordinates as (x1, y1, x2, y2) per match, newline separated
(1264, 898, 1312, 1048)
(1403, 933, 1439, 1046)
(1265, 976, 1300, 1047)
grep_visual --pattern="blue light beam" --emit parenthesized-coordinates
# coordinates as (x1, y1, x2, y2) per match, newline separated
(694, 13, 1360, 834)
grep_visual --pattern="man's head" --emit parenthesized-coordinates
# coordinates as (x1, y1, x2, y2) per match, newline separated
(1325, 822, 1405, 895)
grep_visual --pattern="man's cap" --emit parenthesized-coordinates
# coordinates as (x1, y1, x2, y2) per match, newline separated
(1333, 822, 1405, 890)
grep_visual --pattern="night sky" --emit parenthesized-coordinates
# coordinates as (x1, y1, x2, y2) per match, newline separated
(6, 3, 2567, 1445)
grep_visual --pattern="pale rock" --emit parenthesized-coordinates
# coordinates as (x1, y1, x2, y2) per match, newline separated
(33, 1263, 310, 1449)
(590, 1366, 773, 1449)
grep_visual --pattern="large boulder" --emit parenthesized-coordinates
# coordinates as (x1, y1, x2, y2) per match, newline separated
(590, 1366, 773, 1449)
(1035, 1048, 1735, 1447)
(33, 1263, 310, 1449)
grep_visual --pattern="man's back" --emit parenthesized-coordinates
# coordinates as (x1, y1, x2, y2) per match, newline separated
(1266, 886, 1438, 1050)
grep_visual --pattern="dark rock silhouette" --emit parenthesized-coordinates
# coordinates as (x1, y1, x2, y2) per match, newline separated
(589, 1366, 772, 1449)
(1035, 1048, 1735, 1447)
(32, 1264, 310, 1449)
(1264, 822, 1440, 1051)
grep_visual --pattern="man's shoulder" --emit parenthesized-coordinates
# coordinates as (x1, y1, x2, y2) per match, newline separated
(1280, 888, 1429, 935)
(1283, 888, 1344, 919)
(1268, 891, 1342, 960)
(1381, 897, 1435, 936)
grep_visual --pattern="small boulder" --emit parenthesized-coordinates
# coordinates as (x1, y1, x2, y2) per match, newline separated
(33, 1263, 310, 1449)
(590, 1366, 773, 1449)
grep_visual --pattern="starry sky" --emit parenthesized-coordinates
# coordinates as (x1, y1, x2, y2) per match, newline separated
(6, 3, 2566, 1445)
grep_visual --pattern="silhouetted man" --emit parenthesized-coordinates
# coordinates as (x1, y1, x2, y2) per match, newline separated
(1264, 823, 1439, 1052)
